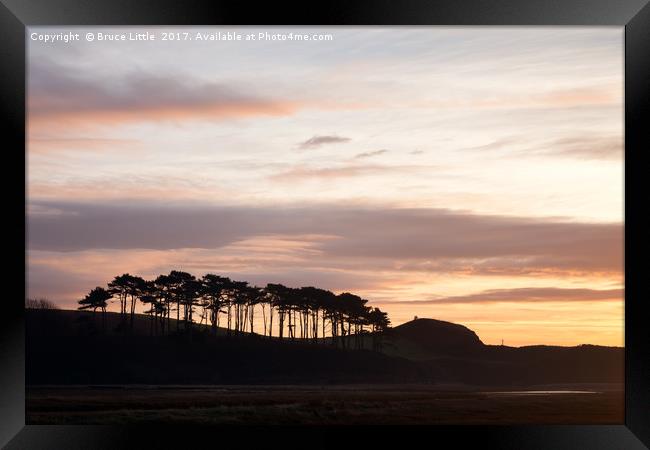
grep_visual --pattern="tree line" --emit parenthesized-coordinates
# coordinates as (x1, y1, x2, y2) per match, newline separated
(78, 271, 391, 350)
(26, 298, 59, 310)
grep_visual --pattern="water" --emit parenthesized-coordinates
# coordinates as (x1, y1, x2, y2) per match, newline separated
(484, 390, 597, 395)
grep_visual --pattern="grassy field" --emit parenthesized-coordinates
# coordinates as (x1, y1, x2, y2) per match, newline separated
(26, 385, 624, 425)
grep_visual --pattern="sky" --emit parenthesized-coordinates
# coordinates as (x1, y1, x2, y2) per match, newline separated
(26, 27, 624, 346)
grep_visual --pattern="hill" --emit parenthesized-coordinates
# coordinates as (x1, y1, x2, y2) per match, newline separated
(26, 309, 423, 385)
(382, 318, 484, 358)
(25, 309, 623, 387)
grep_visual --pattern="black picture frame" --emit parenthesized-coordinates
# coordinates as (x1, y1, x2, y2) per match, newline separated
(2, 0, 648, 448)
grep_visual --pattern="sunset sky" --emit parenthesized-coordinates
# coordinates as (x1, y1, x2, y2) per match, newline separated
(27, 27, 624, 346)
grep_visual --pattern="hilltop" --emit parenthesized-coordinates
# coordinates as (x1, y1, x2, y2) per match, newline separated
(383, 318, 484, 358)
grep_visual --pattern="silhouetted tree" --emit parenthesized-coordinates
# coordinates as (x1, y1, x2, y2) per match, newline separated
(128, 275, 146, 330)
(166, 271, 194, 331)
(200, 274, 230, 334)
(107, 273, 144, 330)
(78, 286, 111, 330)
(265, 283, 291, 339)
(180, 278, 203, 333)
(107, 274, 132, 318)
(368, 307, 390, 351)
(335, 293, 369, 349)
(298, 287, 334, 342)
(154, 274, 174, 335)
(241, 285, 263, 335)
(139, 280, 167, 335)
(25, 298, 58, 310)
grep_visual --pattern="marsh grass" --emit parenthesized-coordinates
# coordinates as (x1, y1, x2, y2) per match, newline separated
(27, 386, 623, 425)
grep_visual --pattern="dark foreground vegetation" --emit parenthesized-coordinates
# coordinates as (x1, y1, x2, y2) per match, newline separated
(27, 385, 623, 425)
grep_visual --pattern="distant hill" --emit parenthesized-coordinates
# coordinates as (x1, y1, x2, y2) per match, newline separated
(387, 318, 484, 357)
(25, 309, 623, 387)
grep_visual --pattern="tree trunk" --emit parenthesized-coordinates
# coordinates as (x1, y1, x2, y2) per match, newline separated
(130, 295, 135, 331)
(227, 305, 232, 335)
(262, 304, 267, 336)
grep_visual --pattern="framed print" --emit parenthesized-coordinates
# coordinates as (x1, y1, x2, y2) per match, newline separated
(1, 0, 649, 448)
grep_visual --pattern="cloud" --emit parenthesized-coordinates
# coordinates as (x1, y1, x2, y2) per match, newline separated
(464, 135, 623, 161)
(464, 137, 521, 152)
(27, 201, 623, 276)
(268, 163, 439, 183)
(28, 172, 231, 202)
(383, 287, 623, 305)
(268, 164, 397, 182)
(28, 59, 298, 125)
(354, 149, 388, 159)
(535, 136, 623, 160)
(535, 86, 618, 108)
(298, 135, 351, 149)
(27, 136, 142, 154)
(408, 84, 620, 111)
